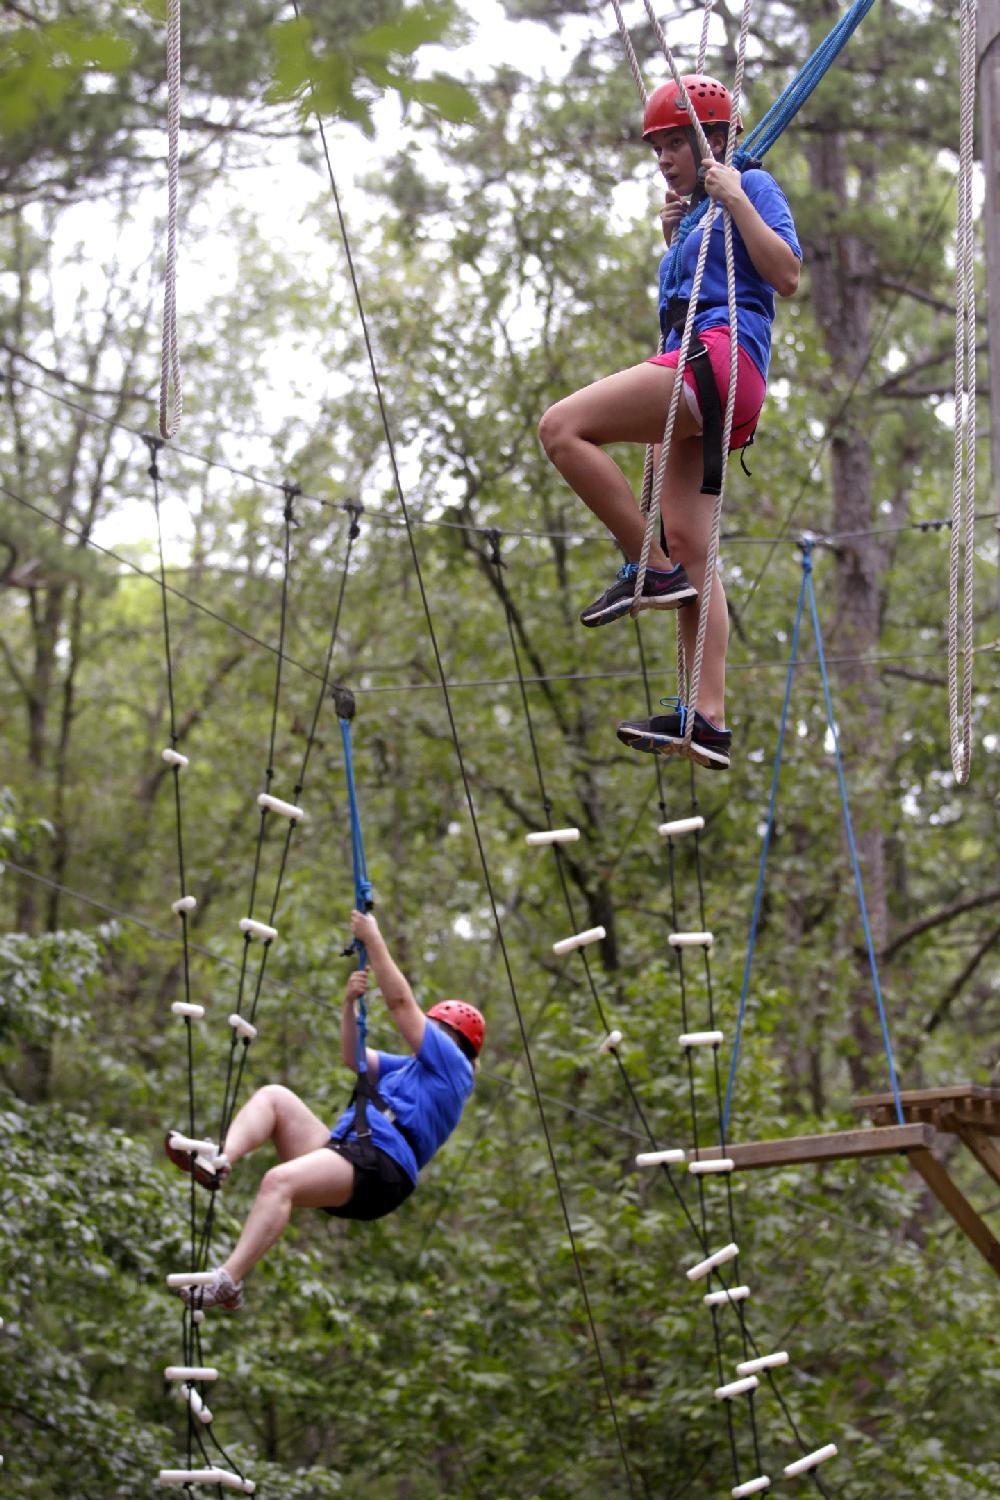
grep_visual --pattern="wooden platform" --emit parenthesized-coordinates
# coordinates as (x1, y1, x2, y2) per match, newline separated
(697, 1088, 1000, 1278)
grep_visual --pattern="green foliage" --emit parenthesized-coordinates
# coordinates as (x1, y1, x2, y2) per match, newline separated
(268, 4, 479, 135)
(0, 17, 133, 135)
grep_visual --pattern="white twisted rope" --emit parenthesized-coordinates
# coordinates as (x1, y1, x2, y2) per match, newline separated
(608, 0, 648, 106)
(158, 0, 182, 440)
(948, 0, 977, 783)
(680, 0, 752, 744)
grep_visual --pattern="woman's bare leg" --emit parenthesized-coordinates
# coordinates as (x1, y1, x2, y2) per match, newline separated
(538, 363, 701, 567)
(659, 435, 730, 727)
(223, 1084, 331, 1167)
(223, 1148, 355, 1283)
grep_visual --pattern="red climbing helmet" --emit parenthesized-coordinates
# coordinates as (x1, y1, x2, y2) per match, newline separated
(427, 999, 486, 1057)
(642, 75, 742, 138)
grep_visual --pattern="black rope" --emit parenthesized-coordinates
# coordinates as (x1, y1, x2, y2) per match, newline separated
(292, 46, 640, 1494)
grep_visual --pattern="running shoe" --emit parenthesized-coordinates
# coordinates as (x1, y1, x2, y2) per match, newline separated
(164, 1130, 231, 1192)
(580, 561, 696, 628)
(616, 697, 732, 770)
(177, 1266, 244, 1314)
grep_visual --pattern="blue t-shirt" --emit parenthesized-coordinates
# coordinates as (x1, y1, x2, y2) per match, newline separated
(330, 1021, 474, 1185)
(658, 169, 801, 381)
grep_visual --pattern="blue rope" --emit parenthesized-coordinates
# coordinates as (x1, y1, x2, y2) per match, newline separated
(742, 0, 878, 161)
(723, 542, 905, 1130)
(722, 546, 811, 1133)
(662, 0, 879, 296)
(805, 557, 905, 1127)
(338, 712, 373, 1074)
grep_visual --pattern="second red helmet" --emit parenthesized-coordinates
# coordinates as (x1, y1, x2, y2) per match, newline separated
(427, 999, 486, 1057)
(642, 74, 741, 138)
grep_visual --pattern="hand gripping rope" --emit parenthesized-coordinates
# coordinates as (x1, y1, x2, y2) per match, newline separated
(332, 684, 377, 1138)
(150, 459, 364, 1489)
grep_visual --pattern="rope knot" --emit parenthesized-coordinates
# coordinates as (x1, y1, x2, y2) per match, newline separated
(344, 499, 363, 540)
(282, 482, 302, 525)
(142, 433, 164, 479)
(485, 528, 504, 570)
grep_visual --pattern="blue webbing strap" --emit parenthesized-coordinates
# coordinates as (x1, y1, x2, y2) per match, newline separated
(723, 541, 905, 1132)
(722, 547, 810, 1132)
(663, 0, 879, 291)
(338, 706, 374, 1101)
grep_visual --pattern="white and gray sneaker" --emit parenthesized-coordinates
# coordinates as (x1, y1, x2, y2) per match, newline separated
(178, 1266, 244, 1314)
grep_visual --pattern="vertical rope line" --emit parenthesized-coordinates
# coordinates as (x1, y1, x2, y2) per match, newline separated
(948, 0, 976, 784)
(292, 54, 637, 1493)
(723, 550, 810, 1132)
(608, 0, 648, 104)
(158, 0, 182, 439)
(805, 567, 905, 1125)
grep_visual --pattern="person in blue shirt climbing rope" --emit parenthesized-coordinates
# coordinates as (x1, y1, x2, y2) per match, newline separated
(538, 75, 801, 770)
(165, 909, 484, 1312)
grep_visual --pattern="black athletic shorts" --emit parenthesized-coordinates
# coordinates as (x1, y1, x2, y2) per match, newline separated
(323, 1137, 416, 1221)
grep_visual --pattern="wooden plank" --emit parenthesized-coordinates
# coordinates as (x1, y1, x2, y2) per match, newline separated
(854, 1083, 1000, 1111)
(956, 1126, 1000, 1190)
(854, 1085, 1000, 1137)
(909, 1148, 1000, 1279)
(697, 1124, 935, 1171)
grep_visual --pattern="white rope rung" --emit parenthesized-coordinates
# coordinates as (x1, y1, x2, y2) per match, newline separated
(239, 918, 277, 941)
(669, 930, 714, 947)
(163, 1365, 218, 1382)
(737, 1352, 789, 1377)
(705, 1285, 750, 1307)
(732, 1478, 771, 1497)
(257, 793, 305, 822)
(636, 1148, 686, 1167)
(191, 1309, 204, 1325)
(171, 895, 197, 914)
(526, 827, 580, 845)
(599, 1029, 622, 1054)
(171, 1002, 204, 1019)
(167, 1131, 217, 1156)
(687, 1242, 738, 1282)
(162, 748, 189, 768)
(157, 1470, 254, 1493)
(689, 1158, 735, 1175)
(229, 1013, 258, 1041)
(658, 815, 705, 838)
(166, 1272, 217, 1289)
(783, 1444, 837, 1479)
(715, 1374, 759, 1400)
(552, 925, 605, 956)
(679, 1030, 723, 1048)
(178, 1382, 213, 1424)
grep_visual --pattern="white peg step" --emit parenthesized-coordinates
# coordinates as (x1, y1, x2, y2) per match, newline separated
(737, 1352, 789, 1377)
(240, 918, 277, 941)
(167, 1131, 217, 1156)
(178, 1382, 213, 1424)
(658, 815, 705, 838)
(157, 1470, 254, 1493)
(783, 1444, 837, 1479)
(229, 1013, 258, 1041)
(166, 1271, 217, 1289)
(172, 896, 197, 914)
(191, 1309, 205, 1325)
(163, 1365, 218, 1382)
(732, 1478, 771, 1497)
(161, 748, 189, 768)
(636, 1149, 686, 1167)
(715, 1375, 759, 1401)
(669, 931, 714, 947)
(526, 828, 580, 845)
(687, 1243, 738, 1282)
(704, 1285, 750, 1307)
(552, 925, 605, 956)
(599, 1029, 622, 1054)
(171, 1002, 204, 1019)
(679, 1030, 723, 1048)
(257, 793, 304, 822)
(689, 1158, 735, 1175)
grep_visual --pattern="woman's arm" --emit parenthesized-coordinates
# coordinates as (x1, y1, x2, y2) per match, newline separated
(341, 966, 380, 1078)
(350, 910, 427, 1055)
(701, 160, 800, 298)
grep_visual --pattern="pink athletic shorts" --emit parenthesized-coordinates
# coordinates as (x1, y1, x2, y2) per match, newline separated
(648, 325, 766, 450)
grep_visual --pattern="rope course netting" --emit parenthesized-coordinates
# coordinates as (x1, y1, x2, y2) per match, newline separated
(1, 0, 984, 1490)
